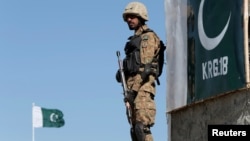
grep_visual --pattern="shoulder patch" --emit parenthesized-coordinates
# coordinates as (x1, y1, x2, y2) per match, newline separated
(142, 35, 148, 40)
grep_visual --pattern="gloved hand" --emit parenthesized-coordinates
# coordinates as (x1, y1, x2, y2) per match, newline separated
(140, 63, 152, 82)
(115, 70, 121, 83)
(124, 90, 137, 104)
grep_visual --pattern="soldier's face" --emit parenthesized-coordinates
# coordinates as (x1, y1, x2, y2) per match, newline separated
(125, 14, 140, 30)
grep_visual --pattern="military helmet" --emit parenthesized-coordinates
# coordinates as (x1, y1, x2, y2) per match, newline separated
(122, 2, 148, 21)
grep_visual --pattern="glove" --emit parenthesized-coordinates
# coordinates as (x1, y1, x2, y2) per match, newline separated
(140, 63, 152, 82)
(124, 90, 137, 104)
(115, 70, 121, 83)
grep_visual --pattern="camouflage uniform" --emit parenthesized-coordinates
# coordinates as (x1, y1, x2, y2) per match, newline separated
(126, 24, 161, 141)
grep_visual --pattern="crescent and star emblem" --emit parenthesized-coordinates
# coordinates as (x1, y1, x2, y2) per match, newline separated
(198, 0, 231, 50)
(50, 113, 58, 122)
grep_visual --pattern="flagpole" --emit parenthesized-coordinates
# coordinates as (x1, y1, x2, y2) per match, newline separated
(32, 103, 35, 141)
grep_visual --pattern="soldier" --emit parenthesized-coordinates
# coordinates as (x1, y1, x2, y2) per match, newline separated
(116, 1, 162, 141)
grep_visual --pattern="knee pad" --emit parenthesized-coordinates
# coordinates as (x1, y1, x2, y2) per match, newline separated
(134, 122, 151, 141)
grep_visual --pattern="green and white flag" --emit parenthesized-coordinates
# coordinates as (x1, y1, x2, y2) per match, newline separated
(32, 106, 65, 128)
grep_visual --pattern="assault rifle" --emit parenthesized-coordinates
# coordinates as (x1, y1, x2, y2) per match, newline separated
(116, 51, 135, 140)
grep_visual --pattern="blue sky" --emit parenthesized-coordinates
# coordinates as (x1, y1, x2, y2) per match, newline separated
(0, 0, 167, 141)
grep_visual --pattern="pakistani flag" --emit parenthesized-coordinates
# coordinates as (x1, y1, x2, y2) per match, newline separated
(32, 106, 65, 128)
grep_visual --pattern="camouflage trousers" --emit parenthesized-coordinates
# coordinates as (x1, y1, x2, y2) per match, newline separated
(132, 90, 156, 141)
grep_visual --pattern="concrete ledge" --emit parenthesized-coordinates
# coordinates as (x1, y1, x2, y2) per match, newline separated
(169, 88, 250, 141)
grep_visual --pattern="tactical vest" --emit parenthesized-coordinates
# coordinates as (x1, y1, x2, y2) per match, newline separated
(123, 29, 166, 85)
(123, 34, 141, 75)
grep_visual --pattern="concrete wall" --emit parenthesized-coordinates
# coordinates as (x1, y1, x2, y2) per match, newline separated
(168, 88, 250, 141)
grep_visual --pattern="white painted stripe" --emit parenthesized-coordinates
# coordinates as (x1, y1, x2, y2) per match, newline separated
(32, 106, 43, 128)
